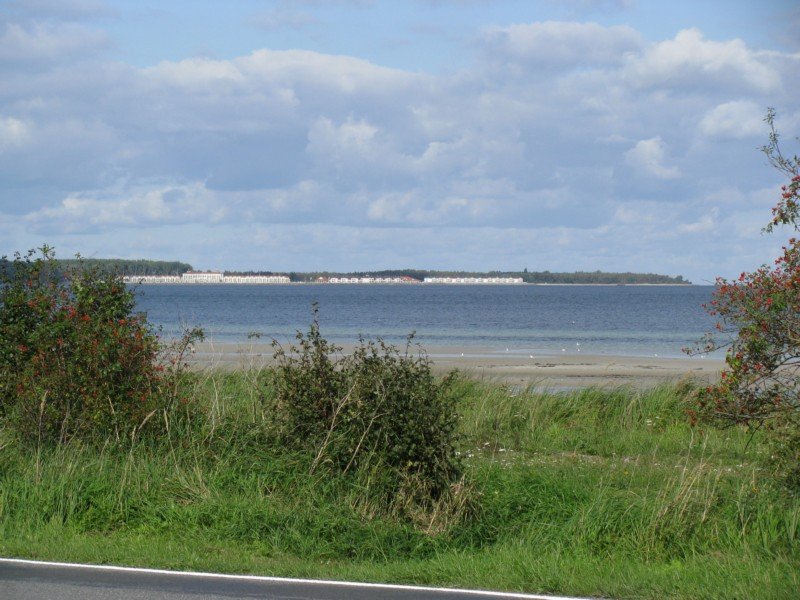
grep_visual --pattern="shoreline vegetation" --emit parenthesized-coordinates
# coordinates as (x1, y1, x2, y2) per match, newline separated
(1, 257, 690, 285)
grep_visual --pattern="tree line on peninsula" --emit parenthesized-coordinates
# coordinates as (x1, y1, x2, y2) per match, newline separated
(0, 257, 193, 278)
(292, 269, 689, 284)
(0, 257, 689, 284)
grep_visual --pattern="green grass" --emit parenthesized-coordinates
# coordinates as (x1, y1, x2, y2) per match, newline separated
(2, 372, 799, 599)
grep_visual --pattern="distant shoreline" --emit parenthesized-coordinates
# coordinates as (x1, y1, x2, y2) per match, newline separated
(128, 281, 696, 286)
(55, 259, 688, 285)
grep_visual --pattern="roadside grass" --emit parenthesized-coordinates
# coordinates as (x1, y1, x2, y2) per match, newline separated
(1, 372, 799, 599)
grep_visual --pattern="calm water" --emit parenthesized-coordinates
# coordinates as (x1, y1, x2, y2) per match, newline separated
(132, 284, 720, 359)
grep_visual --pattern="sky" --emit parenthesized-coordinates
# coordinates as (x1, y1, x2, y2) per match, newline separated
(1, 0, 799, 283)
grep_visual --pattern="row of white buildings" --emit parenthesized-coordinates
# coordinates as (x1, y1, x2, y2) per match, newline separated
(321, 276, 416, 284)
(423, 277, 524, 284)
(123, 272, 525, 285)
(123, 271, 290, 284)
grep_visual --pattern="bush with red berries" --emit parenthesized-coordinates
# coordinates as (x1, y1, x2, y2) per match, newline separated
(692, 110, 800, 488)
(0, 247, 197, 445)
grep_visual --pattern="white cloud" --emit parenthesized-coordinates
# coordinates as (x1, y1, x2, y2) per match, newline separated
(481, 21, 642, 67)
(678, 208, 718, 233)
(0, 116, 31, 150)
(624, 137, 681, 179)
(235, 49, 425, 96)
(256, 179, 322, 213)
(143, 57, 245, 89)
(250, 9, 318, 31)
(0, 22, 109, 63)
(24, 182, 225, 233)
(612, 202, 663, 226)
(308, 116, 381, 158)
(624, 28, 781, 93)
(305, 116, 417, 187)
(699, 100, 765, 139)
(366, 191, 476, 224)
(5, 0, 114, 21)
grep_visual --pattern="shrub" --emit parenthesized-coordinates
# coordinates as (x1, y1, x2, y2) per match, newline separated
(270, 307, 463, 512)
(0, 247, 199, 445)
(690, 110, 800, 488)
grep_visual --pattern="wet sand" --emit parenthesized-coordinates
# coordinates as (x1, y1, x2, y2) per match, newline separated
(189, 342, 723, 390)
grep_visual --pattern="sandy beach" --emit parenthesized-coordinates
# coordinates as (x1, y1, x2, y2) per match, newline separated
(189, 342, 723, 390)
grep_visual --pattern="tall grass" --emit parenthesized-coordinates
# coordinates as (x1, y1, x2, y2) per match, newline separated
(1, 371, 798, 599)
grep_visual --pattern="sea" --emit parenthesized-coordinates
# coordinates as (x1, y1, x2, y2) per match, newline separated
(132, 284, 722, 359)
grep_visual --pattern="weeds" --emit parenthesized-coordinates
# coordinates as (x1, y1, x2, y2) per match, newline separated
(269, 307, 466, 520)
(1, 377, 798, 598)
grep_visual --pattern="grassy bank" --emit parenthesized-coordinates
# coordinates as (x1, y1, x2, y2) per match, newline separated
(1, 373, 798, 599)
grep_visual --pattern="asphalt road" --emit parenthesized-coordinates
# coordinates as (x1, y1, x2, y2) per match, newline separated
(0, 559, 594, 600)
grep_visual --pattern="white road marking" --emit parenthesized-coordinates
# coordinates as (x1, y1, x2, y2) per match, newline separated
(0, 557, 596, 599)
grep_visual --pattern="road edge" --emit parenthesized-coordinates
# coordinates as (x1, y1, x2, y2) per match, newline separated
(0, 557, 597, 600)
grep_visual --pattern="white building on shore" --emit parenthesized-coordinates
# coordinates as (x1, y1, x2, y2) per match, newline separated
(122, 275, 181, 284)
(222, 274, 291, 284)
(323, 276, 416, 284)
(181, 271, 224, 283)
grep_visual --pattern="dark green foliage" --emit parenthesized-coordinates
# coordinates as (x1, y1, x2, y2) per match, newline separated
(270, 308, 463, 510)
(519, 269, 687, 284)
(0, 247, 199, 445)
(60, 258, 193, 276)
(0, 257, 192, 278)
